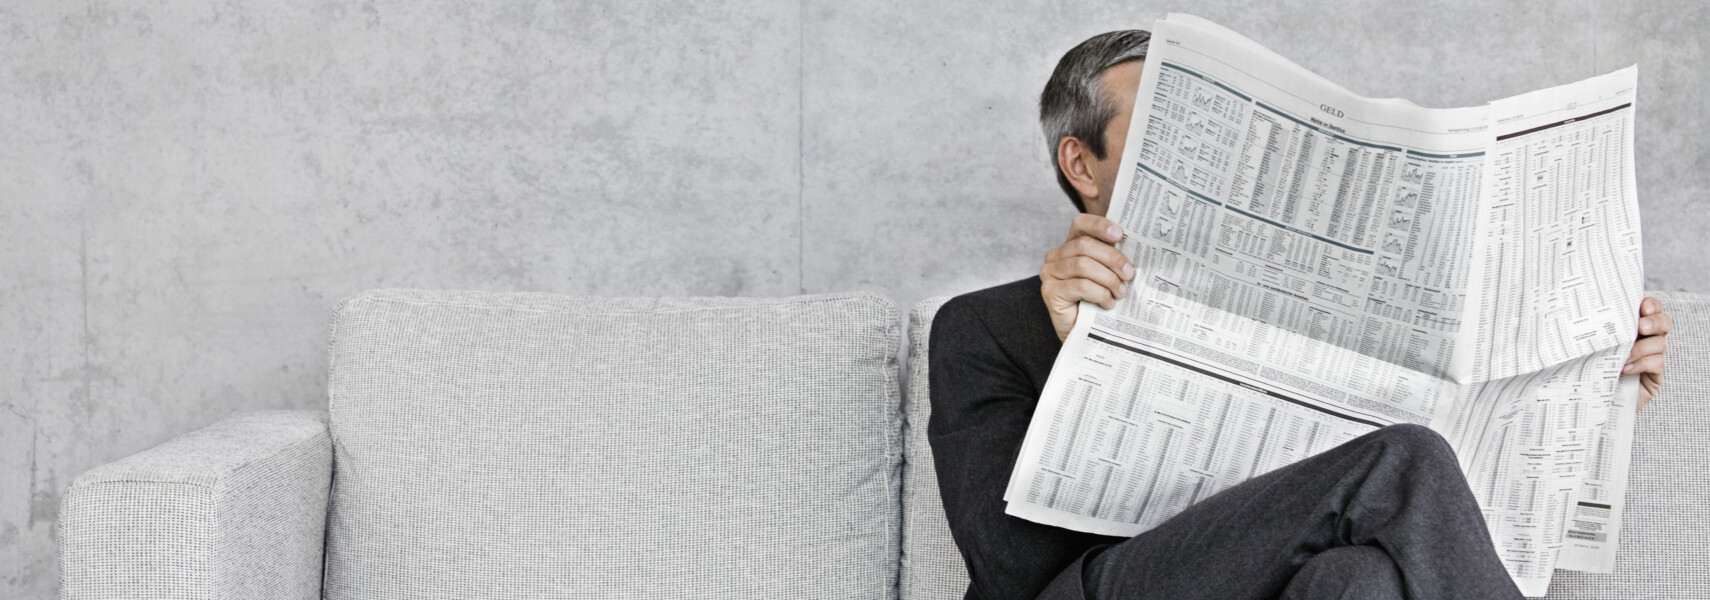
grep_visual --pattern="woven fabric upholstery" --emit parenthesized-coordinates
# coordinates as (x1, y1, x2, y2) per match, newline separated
(901, 297, 972, 600)
(1545, 291, 1710, 599)
(322, 289, 903, 600)
(56, 410, 332, 600)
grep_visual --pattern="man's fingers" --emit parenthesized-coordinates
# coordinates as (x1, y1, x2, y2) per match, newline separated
(1641, 297, 1662, 316)
(1044, 256, 1127, 297)
(1069, 278, 1117, 310)
(1639, 310, 1674, 337)
(1041, 234, 1135, 301)
(1044, 213, 1130, 342)
(1622, 353, 1665, 377)
(1626, 334, 1667, 364)
(1067, 235, 1134, 280)
(1641, 372, 1663, 396)
(1068, 213, 1125, 244)
(1042, 276, 1118, 309)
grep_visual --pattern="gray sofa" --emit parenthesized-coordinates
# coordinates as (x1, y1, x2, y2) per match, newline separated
(57, 289, 1709, 599)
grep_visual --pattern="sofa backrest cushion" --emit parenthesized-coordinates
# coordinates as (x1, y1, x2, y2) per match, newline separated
(323, 290, 903, 600)
(900, 297, 971, 600)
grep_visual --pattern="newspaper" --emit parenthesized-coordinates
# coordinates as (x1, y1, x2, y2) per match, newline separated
(1005, 14, 1643, 596)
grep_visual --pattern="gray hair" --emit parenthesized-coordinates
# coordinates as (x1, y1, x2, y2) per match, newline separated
(1040, 30, 1151, 212)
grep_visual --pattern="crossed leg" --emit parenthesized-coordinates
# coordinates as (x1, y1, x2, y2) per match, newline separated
(1038, 424, 1524, 600)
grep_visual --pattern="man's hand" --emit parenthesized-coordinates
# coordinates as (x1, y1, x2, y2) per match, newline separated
(1041, 214, 1135, 342)
(1626, 297, 1672, 411)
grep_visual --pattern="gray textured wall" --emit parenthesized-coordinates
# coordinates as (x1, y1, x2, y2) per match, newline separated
(3, 0, 1704, 595)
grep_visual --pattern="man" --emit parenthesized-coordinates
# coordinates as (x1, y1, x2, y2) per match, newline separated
(928, 30, 1673, 600)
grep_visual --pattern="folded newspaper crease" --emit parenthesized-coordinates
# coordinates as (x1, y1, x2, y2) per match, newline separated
(1005, 14, 1642, 597)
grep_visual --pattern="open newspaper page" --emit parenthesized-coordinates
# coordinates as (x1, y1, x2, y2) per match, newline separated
(1555, 375, 1637, 574)
(1448, 68, 1643, 590)
(1003, 12, 1487, 536)
(1003, 14, 1641, 596)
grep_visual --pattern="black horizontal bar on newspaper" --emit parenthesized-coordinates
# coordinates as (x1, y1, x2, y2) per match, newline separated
(1496, 103, 1631, 141)
(1086, 333, 1385, 428)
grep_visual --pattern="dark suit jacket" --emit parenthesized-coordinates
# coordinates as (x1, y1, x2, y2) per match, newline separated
(928, 276, 1125, 600)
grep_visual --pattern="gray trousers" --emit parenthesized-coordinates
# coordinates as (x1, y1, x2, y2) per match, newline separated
(1035, 424, 1526, 600)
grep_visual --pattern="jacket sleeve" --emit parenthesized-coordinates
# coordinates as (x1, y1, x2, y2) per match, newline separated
(927, 295, 1120, 600)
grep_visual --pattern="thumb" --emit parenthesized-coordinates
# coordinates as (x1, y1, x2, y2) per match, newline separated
(1049, 300, 1078, 343)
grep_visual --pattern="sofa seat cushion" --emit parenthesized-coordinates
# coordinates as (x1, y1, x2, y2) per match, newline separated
(323, 290, 902, 600)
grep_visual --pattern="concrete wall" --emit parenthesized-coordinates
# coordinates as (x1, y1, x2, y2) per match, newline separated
(3, 0, 1704, 594)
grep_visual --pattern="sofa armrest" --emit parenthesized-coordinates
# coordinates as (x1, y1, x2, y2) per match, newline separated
(57, 410, 332, 600)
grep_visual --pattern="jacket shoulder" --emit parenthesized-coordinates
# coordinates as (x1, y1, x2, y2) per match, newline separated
(935, 276, 1045, 331)
(931, 276, 1058, 386)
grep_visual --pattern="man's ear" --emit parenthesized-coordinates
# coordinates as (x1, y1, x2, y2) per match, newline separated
(1056, 136, 1101, 204)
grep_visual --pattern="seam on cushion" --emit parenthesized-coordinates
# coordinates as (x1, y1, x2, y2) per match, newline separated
(77, 428, 331, 491)
(73, 479, 221, 490)
(880, 303, 904, 600)
(214, 428, 331, 486)
(903, 299, 949, 600)
(212, 453, 229, 600)
(326, 294, 368, 442)
(899, 304, 929, 600)
(326, 297, 356, 424)
(905, 301, 939, 600)
(343, 291, 889, 316)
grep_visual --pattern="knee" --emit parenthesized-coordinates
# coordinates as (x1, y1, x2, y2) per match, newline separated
(1372, 423, 1459, 474)
(1374, 423, 1452, 455)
